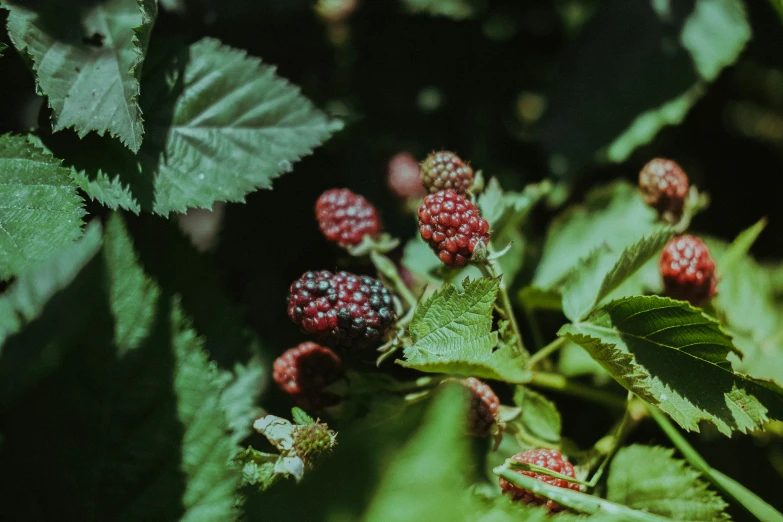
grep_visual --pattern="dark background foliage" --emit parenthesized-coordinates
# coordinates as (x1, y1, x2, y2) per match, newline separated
(1, 1, 782, 520)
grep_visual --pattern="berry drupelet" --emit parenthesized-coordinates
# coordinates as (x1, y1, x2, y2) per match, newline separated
(463, 377, 500, 437)
(420, 151, 474, 195)
(287, 270, 397, 349)
(659, 235, 717, 305)
(638, 158, 690, 223)
(499, 449, 581, 511)
(418, 189, 491, 266)
(273, 342, 344, 411)
(316, 188, 380, 247)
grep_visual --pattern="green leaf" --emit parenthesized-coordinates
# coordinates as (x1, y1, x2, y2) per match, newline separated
(560, 295, 783, 435)
(718, 217, 766, 276)
(558, 340, 610, 382)
(0, 42, 6, 56)
(399, 277, 530, 383)
(561, 228, 673, 321)
(71, 168, 142, 213)
(607, 445, 729, 520)
(364, 384, 475, 521)
(533, 182, 659, 291)
(0, 220, 101, 344)
(402, 0, 476, 19)
(3, 0, 157, 152)
(513, 386, 562, 443)
(0, 134, 85, 278)
(0, 213, 244, 519)
(235, 446, 299, 492)
(541, 0, 750, 172)
(292, 407, 315, 426)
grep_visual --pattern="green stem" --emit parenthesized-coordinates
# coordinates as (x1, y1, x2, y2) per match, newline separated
(478, 259, 527, 357)
(370, 250, 418, 310)
(523, 302, 545, 350)
(646, 402, 783, 522)
(526, 336, 566, 370)
(586, 394, 640, 487)
(528, 372, 627, 410)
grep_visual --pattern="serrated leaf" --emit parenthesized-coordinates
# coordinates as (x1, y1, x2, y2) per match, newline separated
(533, 182, 659, 291)
(0, 134, 86, 278)
(718, 217, 766, 276)
(235, 446, 300, 492)
(292, 407, 315, 426)
(560, 296, 783, 435)
(607, 445, 729, 520)
(0, 213, 244, 519)
(561, 229, 673, 321)
(399, 277, 530, 383)
(71, 168, 142, 213)
(513, 386, 562, 443)
(3, 0, 156, 151)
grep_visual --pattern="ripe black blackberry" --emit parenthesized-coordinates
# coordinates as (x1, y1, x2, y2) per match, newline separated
(273, 342, 344, 410)
(287, 270, 397, 349)
(418, 189, 490, 266)
(316, 188, 380, 247)
(499, 449, 580, 511)
(638, 158, 690, 223)
(660, 235, 717, 305)
(420, 151, 474, 195)
(463, 377, 500, 437)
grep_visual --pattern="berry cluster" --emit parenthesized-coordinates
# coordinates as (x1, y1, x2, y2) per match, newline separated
(638, 158, 689, 223)
(273, 342, 344, 411)
(659, 235, 717, 305)
(420, 151, 474, 195)
(499, 449, 581, 511)
(287, 270, 397, 349)
(462, 377, 500, 437)
(418, 189, 490, 266)
(316, 188, 380, 247)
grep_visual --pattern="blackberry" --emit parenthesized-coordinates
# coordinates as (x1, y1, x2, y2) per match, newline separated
(287, 270, 397, 349)
(639, 158, 690, 223)
(316, 189, 380, 247)
(418, 189, 490, 266)
(463, 377, 500, 437)
(273, 342, 344, 410)
(660, 235, 717, 305)
(420, 151, 474, 195)
(387, 152, 426, 200)
(499, 449, 580, 511)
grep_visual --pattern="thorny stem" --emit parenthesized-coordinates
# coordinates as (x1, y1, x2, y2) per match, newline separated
(526, 336, 566, 370)
(478, 259, 526, 356)
(528, 372, 627, 410)
(369, 250, 418, 311)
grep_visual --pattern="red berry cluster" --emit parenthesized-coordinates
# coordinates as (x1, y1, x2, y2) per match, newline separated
(287, 270, 397, 349)
(273, 342, 344, 411)
(659, 235, 717, 305)
(638, 158, 689, 223)
(420, 151, 474, 195)
(418, 189, 490, 266)
(463, 377, 500, 437)
(316, 188, 380, 247)
(499, 449, 580, 511)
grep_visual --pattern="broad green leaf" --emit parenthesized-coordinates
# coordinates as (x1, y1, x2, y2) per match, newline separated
(71, 168, 142, 213)
(558, 340, 611, 382)
(3, 0, 157, 151)
(0, 134, 85, 278)
(705, 230, 783, 386)
(607, 445, 729, 520)
(514, 386, 562, 443)
(541, 0, 750, 172)
(518, 286, 562, 311)
(561, 229, 673, 321)
(718, 217, 766, 275)
(399, 278, 530, 383)
(0, 213, 244, 519)
(0, 220, 101, 344)
(560, 296, 783, 435)
(364, 384, 475, 521)
(402, 0, 476, 19)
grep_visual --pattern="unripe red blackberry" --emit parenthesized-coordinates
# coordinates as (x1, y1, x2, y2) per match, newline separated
(639, 158, 689, 223)
(273, 342, 344, 410)
(463, 377, 500, 437)
(418, 189, 490, 266)
(387, 152, 427, 200)
(287, 270, 397, 349)
(659, 235, 717, 305)
(316, 189, 380, 247)
(499, 449, 580, 511)
(420, 151, 474, 195)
